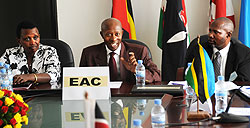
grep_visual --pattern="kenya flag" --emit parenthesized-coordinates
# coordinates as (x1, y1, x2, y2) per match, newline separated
(159, 0, 188, 81)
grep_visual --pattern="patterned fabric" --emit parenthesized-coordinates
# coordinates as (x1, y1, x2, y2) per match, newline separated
(0, 44, 61, 83)
(213, 51, 221, 81)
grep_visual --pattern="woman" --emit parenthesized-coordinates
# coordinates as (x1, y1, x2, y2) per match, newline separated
(0, 20, 61, 85)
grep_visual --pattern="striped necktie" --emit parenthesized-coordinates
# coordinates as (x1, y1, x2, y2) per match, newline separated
(213, 51, 221, 81)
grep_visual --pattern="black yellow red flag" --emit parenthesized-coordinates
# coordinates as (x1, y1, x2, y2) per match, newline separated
(112, 0, 136, 39)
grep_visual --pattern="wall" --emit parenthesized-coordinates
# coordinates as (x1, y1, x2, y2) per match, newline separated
(57, 0, 241, 69)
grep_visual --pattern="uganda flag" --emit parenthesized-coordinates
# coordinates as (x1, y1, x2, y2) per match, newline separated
(112, 0, 136, 40)
(185, 38, 215, 103)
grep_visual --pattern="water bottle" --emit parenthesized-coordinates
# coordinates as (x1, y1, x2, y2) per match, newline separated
(4, 64, 11, 75)
(185, 62, 194, 96)
(0, 62, 4, 68)
(185, 62, 195, 107)
(215, 75, 228, 115)
(136, 60, 145, 86)
(185, 62, 192, 75)
(133, 119, 142, 128)
(0, 68, 6, 89)
(4, 64, 13, 89)
(151, 99, 165, 128)
(1, 68, 10, 90)
(137, 99, 147, 116)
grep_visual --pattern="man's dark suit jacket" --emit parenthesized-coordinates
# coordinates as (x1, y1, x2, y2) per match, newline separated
(185, 35, 250, 81)
(79, 41, 161, 83)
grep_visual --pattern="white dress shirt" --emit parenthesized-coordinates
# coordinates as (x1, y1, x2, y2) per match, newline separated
(105, 44, 121, 75)
(212, 42, 231, 77)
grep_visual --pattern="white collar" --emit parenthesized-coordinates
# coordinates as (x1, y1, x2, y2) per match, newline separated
(105, 43, 121, 56)
(213, 41, 231, 56)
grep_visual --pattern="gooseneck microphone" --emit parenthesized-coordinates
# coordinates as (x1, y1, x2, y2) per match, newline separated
(215, 86, 249, 123)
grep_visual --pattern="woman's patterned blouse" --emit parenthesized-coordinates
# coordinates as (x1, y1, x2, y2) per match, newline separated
(0, 44, 61, 83)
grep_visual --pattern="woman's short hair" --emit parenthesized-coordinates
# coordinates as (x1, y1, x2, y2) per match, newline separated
(16, 20, 38, 38)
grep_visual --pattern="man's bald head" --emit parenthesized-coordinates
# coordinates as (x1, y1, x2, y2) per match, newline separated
(211, 17, 234, 33)
(101, 18, 122, 32)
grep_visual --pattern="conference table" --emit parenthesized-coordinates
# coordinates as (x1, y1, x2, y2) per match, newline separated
(14, 82, 250, 128)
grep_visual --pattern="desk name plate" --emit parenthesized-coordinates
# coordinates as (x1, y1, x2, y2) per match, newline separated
(63, 67, 110, 100)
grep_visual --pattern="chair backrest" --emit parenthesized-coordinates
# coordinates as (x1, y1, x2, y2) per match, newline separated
(122, 39, 152, 59)
(41, 39, 75, 82)
(176, 67, 184, 81)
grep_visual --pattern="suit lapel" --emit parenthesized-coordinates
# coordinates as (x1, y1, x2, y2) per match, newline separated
(95, 43, 108, 66)
(225, 42, 236, 80)
(202, 41, 213, 59)
(120, 42, 129, 80)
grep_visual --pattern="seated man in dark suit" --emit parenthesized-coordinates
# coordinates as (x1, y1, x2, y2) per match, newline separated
(79, 18, 161, 83)
(185, 17, 250, 81)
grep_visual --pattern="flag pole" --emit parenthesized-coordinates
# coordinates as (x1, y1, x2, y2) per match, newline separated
(197, 35, 200, 44)
(197, 96, 199, 113)
(197, 35, 200, 114)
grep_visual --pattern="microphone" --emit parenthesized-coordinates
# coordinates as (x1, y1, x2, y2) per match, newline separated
(215, 86, 249, 123)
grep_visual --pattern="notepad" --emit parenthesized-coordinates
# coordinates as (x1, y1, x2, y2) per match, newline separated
(228, 107, 250, 116)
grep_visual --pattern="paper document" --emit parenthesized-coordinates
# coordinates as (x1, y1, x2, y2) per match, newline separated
(168, 81, 188, 89)
(224, 81, 240, 91)
(109, 81, 122, 88)
(228, 107, 250, 116)
(240, 86, 250, 98)
(189, 98, 213, 114)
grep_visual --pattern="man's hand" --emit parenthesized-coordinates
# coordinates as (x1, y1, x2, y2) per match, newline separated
(120, 52, 138, 73)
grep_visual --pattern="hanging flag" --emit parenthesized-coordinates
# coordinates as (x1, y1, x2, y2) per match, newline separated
(209, 0, 235, 26)
(161, 0, 187, 81)
(112, 0, 136, 40)
(157, 0, 166, 49)
(238, 0, 250, 47)
(157, 0, 189, 49)
(185, 38, 215, 104)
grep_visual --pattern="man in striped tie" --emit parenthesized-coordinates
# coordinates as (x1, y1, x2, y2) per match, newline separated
(185, 17, 250, 82)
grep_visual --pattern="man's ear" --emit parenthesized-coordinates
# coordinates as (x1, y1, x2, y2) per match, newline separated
(100, 31, 104, 39)
(227, 32, 232, 38)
